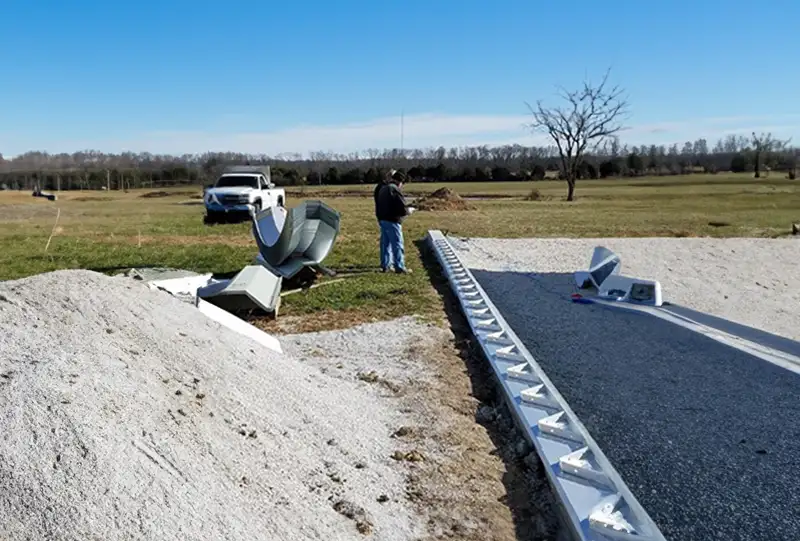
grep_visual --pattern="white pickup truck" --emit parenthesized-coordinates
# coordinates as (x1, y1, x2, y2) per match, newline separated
(203, 166, 286, 224)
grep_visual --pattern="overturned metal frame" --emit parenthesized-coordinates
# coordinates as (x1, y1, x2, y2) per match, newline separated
(251, 200, 341, 279)
(426, 230, 665, 541)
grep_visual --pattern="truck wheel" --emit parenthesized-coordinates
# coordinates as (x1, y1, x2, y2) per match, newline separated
(253, 199, 262, 212)
(204, 212, 218, 225)
(277, 196, 284, 208)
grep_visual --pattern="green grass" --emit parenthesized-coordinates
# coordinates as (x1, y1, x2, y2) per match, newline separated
(1, 173, 798, 331)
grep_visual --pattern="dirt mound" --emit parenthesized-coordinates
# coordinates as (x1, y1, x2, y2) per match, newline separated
(71, 196, 108, 202)
(140, 190, 199, 199)
(414, 188, 474, 212)
(140, 190, 171, 198)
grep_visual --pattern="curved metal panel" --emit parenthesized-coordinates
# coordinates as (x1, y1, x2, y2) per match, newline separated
(251, 200, 341, 279)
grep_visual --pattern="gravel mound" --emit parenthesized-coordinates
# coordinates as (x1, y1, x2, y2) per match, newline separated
(415, 188, 474, 212)
(0, 270, 420, 541)
(448, 236, 800, 341)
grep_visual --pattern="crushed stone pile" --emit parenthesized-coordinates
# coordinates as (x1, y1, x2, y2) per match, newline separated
(0, 270, 421, 541)
(414, 187, 474, 212)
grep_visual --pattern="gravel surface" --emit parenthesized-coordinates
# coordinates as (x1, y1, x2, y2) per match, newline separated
(281, 317, 437, 391)
(283, 318, 566, 541)
(0, 270, 423, 541)
(451, 237, 800, 341)
(447, 236, 800, 541)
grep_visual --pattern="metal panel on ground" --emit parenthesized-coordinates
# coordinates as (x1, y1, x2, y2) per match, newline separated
(251, 200, 341, 279)
(252, 204, 302, 269)
(426, 230, 665, 541)
(197, 265, 282, 316)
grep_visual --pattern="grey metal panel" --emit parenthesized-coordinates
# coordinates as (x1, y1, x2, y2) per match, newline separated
(298, 200, 340, 265)
(588, 246, 621, 288)
(426, 230, 665, 541)
(254, 254, 310, 280)
(252, 202, 303, 266)
(197, 265, 282, 315)
(251, 200, 341, 279)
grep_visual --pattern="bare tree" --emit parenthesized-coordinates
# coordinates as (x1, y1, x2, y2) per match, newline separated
(751, 132, 791, 178)
(526, 69, 629, 201)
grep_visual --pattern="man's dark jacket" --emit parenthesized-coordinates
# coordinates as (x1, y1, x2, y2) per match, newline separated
(373, 181, 385, 219)
(376, 183, 410, 224)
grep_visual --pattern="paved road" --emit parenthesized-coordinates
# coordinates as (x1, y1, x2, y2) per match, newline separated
(470, 269, 800, 541)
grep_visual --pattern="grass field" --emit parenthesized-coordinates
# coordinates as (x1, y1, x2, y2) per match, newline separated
(1, 173, 798, 332)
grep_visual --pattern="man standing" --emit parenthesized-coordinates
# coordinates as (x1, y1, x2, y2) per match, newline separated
(376, 171, 413, 274)
(374, 169, 394, 271)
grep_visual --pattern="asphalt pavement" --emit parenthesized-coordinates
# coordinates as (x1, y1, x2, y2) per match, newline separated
(470, 269, 800, 541)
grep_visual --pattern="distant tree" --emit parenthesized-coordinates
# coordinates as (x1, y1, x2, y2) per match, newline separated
(474, 167, 491, 182)
(580, 161, 599, 179)
(283, 168, 301, 185)
(307, 171, 323, 185)
(647, 145, 659, 170)
(406, 165, 425, 181)
(324, 166, 340, 184)
(425, 163, 448, 182)
(490, 166, 512, 182)
(364, 167, 383, 184)
(598, 160, 619, 178)
(730, 153, 749, 173)
(340, 167, 365, 184)
(526, 69, 629, 201)
(751, 132, 791, 178)
(458, 166, 477, 182)
(202, 157, 218, 179)
(626, 153, 644, 175)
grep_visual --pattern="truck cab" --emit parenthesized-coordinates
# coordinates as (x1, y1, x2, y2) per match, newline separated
(203, 166, 286, 224)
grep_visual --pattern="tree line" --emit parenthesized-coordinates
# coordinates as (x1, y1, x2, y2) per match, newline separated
(0, 134, 797, 192)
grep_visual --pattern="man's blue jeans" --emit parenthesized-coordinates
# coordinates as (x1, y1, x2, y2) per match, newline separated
(379, 220, 405, 271)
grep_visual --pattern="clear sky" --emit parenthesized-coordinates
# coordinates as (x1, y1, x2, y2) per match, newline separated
(2, 0, 799, 157)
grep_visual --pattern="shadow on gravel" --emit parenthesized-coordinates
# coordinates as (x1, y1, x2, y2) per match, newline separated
(414, 239, 564, 541)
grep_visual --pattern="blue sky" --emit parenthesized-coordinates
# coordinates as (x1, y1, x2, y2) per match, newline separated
(2, 0, 799, 157)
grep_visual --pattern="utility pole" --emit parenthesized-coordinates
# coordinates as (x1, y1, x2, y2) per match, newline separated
(400, 109, 404, 155)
